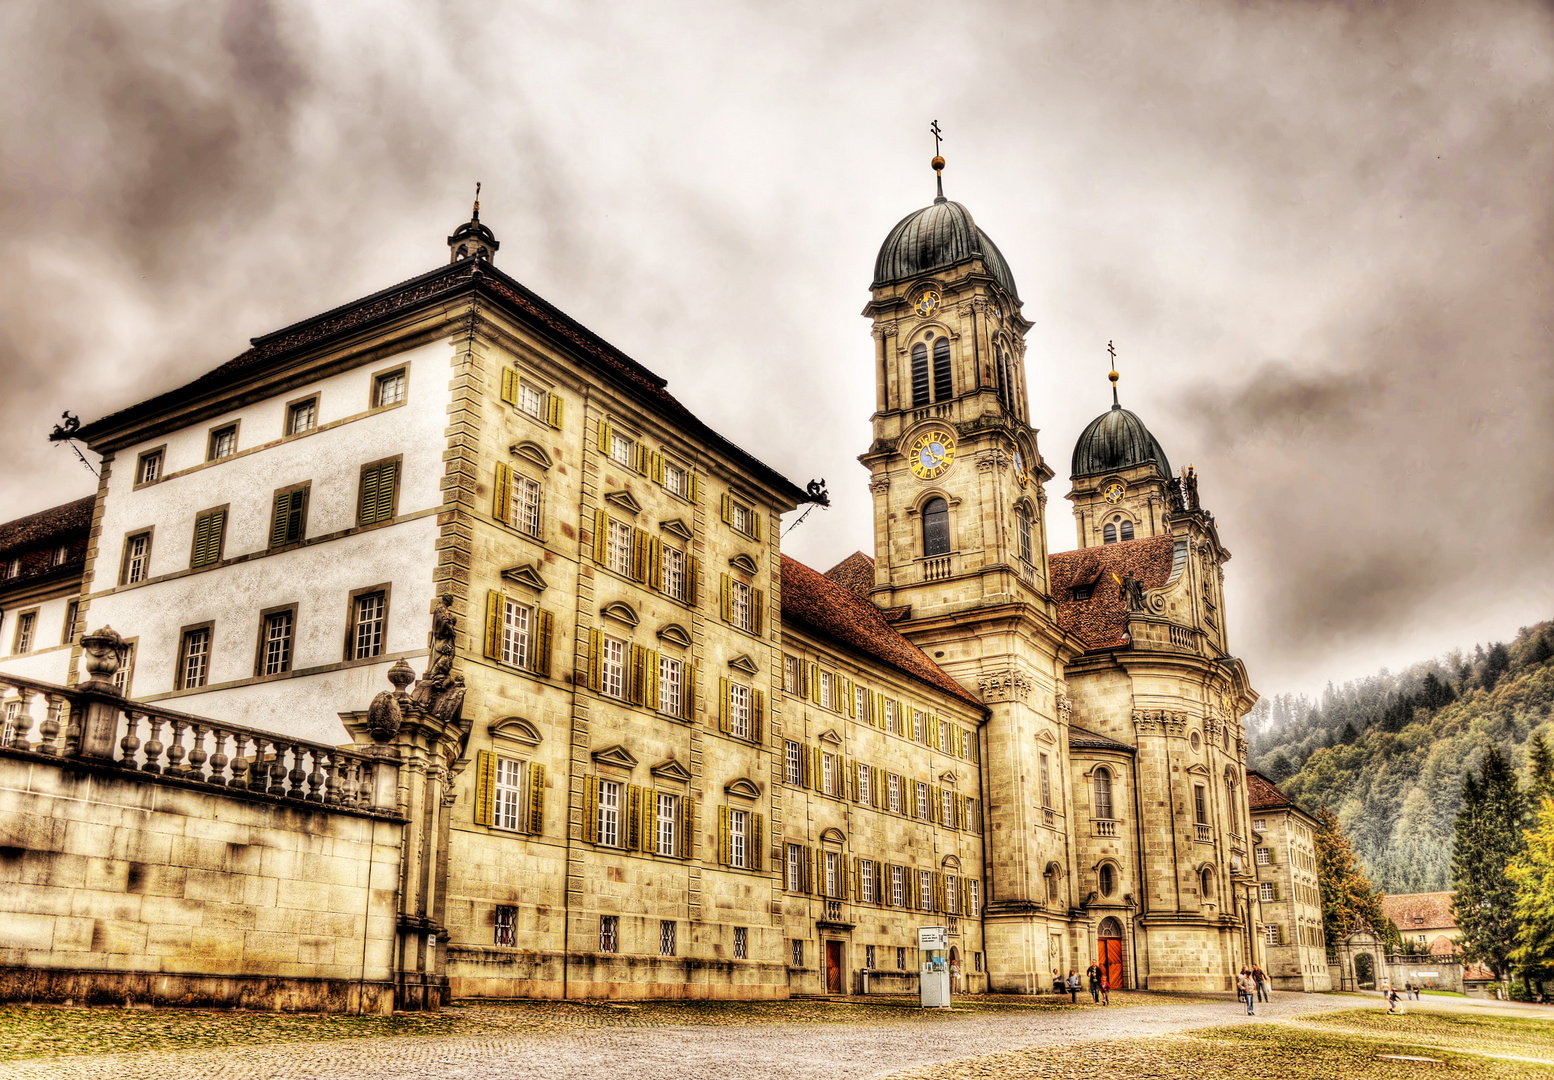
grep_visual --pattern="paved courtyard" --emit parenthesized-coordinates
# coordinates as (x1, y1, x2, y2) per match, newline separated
(0, 990, 1425, 1080)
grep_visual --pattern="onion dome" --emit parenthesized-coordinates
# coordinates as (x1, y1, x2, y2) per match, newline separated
(873, 199, 1019, 301)
(1072, 403, 1172, 480)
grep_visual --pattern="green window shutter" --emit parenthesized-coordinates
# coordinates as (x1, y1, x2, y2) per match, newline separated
(718, 805, 730, 866)
(587, 628, 602, 691)
(593, 508, 609, 564)
(485, 590, 504, 661)
(583, 775, 600, 844)
(546, 392, 564, 429)
(358, 466, 381, 525)
(373, 462, 397, 523)
(533, 609, 554, 677)
(680, 796, 695, 859)
(752, 589, 765, 636)
(501, 366, 517, 405)
(494, 462, 512, 524)
(270, 490, 293, 548)
(626, 786, 641, 851)
(528, 762, 545, 834)
(720, 574, 732, 623)
(192, 509, 225, 568)
(597, 420, 612, 455)
(751, 813, 764, 872)
(752, 690, 765, 745)
(473, 750, 495, 826)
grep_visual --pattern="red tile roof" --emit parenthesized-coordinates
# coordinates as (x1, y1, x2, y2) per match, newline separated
(1048, 536, 1177, 650)
(0, 496, 94, 559)
(780, 554, 983, 710)
(1247, 771, 1292, 811)
(1380, 892, 1457, 933)
(824, 551, 875, 597)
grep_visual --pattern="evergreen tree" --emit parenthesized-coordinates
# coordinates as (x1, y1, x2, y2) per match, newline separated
(1339, 722, 1358, 744)
(1531, 735, 1554, 805)
(1508, 796, 1554, 990)
(1265, 752, 1294, 782)
(1314, 805, 1396, 947)
(1483, 643, 1512, 690)
(1451, 748, 1527, 982)
(1420, 671, 1455, 711)
(1530, 633, 1553, 667)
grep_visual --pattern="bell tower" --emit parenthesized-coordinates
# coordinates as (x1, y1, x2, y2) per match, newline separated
(1066, 353, 1174, 549)
(858, 142, 1082, 993)
(447, 183, 500, 265)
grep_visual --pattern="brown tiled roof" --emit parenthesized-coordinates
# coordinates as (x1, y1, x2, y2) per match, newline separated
(1429, 934, 1457, 956)
(824, 551, 875, 597)
(0, 496, 94, 558)
(1463, 962, 1494, 981)
(1247, 771, 1292, 811)
(1380, 892, 1457, 932)
(73, 261, 810, 505)
(1048, 536, 1177, 650)
(1069, 726, 1135, 753)
(780, 555, 983, 710)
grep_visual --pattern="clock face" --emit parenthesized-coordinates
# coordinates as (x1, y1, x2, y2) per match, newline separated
(908, 429, 957, 480)
(913, 289, 942, 318)
(1103, 481, 1125, 504)
(1012, 447, 1029, 487)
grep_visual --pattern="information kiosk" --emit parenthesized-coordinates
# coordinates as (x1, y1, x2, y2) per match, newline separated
(919, 926, 951, 1008)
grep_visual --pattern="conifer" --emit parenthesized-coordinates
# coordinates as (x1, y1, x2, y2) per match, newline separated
(1451, 748, 1527, 983)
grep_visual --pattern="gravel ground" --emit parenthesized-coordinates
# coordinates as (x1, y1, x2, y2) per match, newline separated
(0, 992, 1375, 1080)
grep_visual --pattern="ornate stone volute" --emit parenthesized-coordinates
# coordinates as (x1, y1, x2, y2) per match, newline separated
(78, 626, 129, 695)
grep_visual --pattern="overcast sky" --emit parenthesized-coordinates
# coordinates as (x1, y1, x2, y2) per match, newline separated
(1, 0, 1550, 697)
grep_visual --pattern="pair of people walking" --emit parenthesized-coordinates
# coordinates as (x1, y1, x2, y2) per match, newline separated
(1085, 962, 1112, 1005)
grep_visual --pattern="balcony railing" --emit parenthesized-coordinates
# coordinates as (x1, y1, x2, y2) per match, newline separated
(825, 899, 844, 922)
(1195, 823, 1214, 843)
(0, 671, 397, 815)
(1093, 818, 1118, 838)
(921, 555, 954, 582)
(1042, 806, 1056, 827)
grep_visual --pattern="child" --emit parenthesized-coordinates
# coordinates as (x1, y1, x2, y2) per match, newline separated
(1099, 976, 1111, 1006)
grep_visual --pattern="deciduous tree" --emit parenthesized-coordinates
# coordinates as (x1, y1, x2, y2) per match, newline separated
(1508, 797, 1554, 992)
(1313, 805, 1396, 947)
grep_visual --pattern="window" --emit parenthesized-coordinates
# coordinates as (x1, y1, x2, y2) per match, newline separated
(932, 336, 953, 401)
(1017, 509, 1033, 563)
(819, 671, 833, 710)
(287, 398, 317, 435)
(350, 591, 387, 659)
(660, 920, 676, 956)
(13, 612, 35, 654)
(785, 741, 801, 786)
(783, 655, 800, 693)
(1093, 768, 1114, 819)
(1253, 819, 1266, 832)
(728, 682, 751, 739)
(178, 626, 211, 690)
(657, 654, 682, 716)
(656, 792, 679, 856)
(136, 449, 163, 485)
(1259, 882, 1276, 902)
(855, 685, 870, 723)
(207, 425, 237, 461)
(1194, 785, 1208, 825)
(358, 459, 400, 526)
(785, 844, 804, 891)
(916, 782, 929, 821)
(861, 859, 875, 903)
(1039, 752, 1052, 809)
(922, 497, 950, 557)
(511, 474, 541, 537)
(606, 519, 633, 576)
(600, 915, 619, 953)
(373, 369, 406, 407)
(270, 486, 307, 548)
(597, 780, 621, 847)
(946, 877, 958, 914)
(122, 532, 151, 585)
(260, 610, 294, 676)
(970, 880, 980, 917)
(824, 851, 838, 897)
(1099, 864, 1116, 897)
(3, 558, 17, 579)
(501, 598, 532, 669)
(662, 461, 686, 497)
(891, 865, 904, 907)
(889, 773, 901, 813)
(1103, 522, 1117, 544)
(1120, 520, 1135, 541)
(600, 636, 625, 699)
(609, 432, 637, 467)
(919, 870, 932, 911)
(660, 544, 685, 601)
(884, 699, 899, 733)
(1264, 925, 1279, 946)
(966, 798, 979, 832)
(728, 500, 751, 535)
(517, 381, 547, 420)
(822, 753, 835, 796)
(186, 508, 227, 568)
(942, 787, 955, 826)
(912, 709, 923, 742)
(729, 578, 753, 632)
(486, 756, 526, 831)
(975, 951, 983, 973)
(112, 642, 135, 694)
(734, 926, 748, 960)
(61, 600, 79, 645)
(729, 808, 749, 868)
(793, 939, 804, 967)
(494, 905, 517, 947)
(858, 765, 872, 806)
(865, 943, 876, 969)
(911, 342, 930, 407)
(939, 719, 950, 752)
(1200, 868, 1217, 901)
(51, 545, 67, 567)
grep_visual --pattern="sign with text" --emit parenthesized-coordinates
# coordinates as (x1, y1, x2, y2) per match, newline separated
(918, 926, 948, 950)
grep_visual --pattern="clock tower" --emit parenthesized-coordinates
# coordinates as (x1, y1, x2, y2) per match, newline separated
(859, 154, 1081, 992)
(1066, 364, 1174, 549)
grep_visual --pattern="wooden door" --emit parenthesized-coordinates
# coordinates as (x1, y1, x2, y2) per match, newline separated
(1099, 938, 1125, 990)
(826, 940, 844, 994)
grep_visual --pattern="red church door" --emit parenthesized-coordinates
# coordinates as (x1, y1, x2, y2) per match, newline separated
(1099, 918, 1126, 989)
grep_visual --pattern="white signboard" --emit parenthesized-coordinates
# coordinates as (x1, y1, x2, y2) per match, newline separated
(1415, 971, 1438, 977)
(918, 927, 948, 950)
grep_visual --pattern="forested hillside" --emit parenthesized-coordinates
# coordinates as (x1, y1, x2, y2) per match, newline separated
(1247, 620, 1554, 893)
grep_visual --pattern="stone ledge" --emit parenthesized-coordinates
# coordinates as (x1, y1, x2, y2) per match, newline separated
(0, 964, 395, 1013)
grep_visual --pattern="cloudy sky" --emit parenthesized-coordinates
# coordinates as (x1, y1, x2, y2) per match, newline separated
(1, 0, 1550, 695)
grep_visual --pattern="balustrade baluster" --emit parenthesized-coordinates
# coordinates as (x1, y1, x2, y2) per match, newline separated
(186, 724, 208, 782)
(36, 694, 63, 756)
(229, 733, 251, 790)
(286, 742, 307, 798)
(341, 759, 360, 806)
(141, 716, 165, 774)
(267, 741, 287, 796)
(323, 752, 342, 805)
(119, 711, 141, 768)
(165, 719, 188, 777)
(209, 729, 230, 786)
(10, 692, 33, 751)
(306, 748, 325, 802)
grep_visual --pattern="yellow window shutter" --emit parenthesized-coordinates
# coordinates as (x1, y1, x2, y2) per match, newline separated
(597, 420, 612, 455)
(646, 649, 660, 710)
(872, 766, 882, 809)
(592, 508, 609, 564)
(929, 786, 940, 824)
(587, 628, 602, 691)
(854, 858, 863, 901)
(803, 846, 814, 893)
(751, 813, 764, 872)
(648, 537, 662, 591)
(683, 662, 696, 717)
(680, 796, 695, 858)
(629, 644, 645, 705)
(752, 510, 763, 539)
(546, 392, 564, 429)
(846, 681, 856, 717)
(534, 609, 554, 677)
(627, 786, 641, 850)
(718, 677, 731, 734)
(806, 662, 818, 701)
(686, 555, 700, 606)
(474, 750, 495, 826)
(501, 366, 517, 405)
(721, 492, 732, 525)
(800, 745, 811, 788)
(720, 573, 732, 623)
(688, 470, 699, 504)
(632, 528, 650, 583)
(839, 855, 850, 900)
(528, 762, 545, 834)
(852, 760, 862, 803)
(651, 452, 663, 484)
(485, 591, 504, 661)
(752, 589, 765, 636)
(752, 689, 765, 745)
(718, 805, 730, 866)
(583, 775, 600, 844)
(639, 444, 653, 475)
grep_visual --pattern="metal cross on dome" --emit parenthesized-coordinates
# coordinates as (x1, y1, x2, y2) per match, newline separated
(930, 119, 944, 157)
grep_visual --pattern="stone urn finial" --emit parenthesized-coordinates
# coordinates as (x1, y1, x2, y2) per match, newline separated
(367, 660, 418, 743)
(387, 658, 416, 697)
(79, 626, 129, 695)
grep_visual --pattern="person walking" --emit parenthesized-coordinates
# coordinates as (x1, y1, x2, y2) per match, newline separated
(1052, 969, 1065, 996)
(1237, 968, 1257, 1015)
(1252, 964, 1269, 1003)
(1386, 986, 1402, 1014)
(1099, 975, 1111, 1006)
(1087, 961, 1102, 1003)
(1066, 969, 1081, 1004)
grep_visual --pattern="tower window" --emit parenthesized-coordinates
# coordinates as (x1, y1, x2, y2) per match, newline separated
(932, 337, 953, 401)
(1017, 509, 1033, 563)
(1120, 520, 1135, 541)
(1093, 768, 1114, 819)
(911, 342, 930, 407)
(922, 497, 950, 557)
(1103, 522, 1117, 544)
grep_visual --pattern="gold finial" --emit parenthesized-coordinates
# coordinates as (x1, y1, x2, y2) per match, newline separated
(1107, 340, 1120, 406)
(472, 181, 481, 220)
(930, 120, 946, 201)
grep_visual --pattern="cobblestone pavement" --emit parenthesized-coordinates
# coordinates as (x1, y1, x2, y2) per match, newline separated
(2, 992, 1379, 1080)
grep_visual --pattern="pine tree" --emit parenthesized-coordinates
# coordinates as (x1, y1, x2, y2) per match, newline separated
(1509, 796, 1554, 990)
(1483, 643, 1512, 690)
(1530, 633, 1553, 667)
(1420, 671, 1455, 711)
(1265, 752, 1294, 782)
(1451, 748, 1528, 983)
(1531, 735, 1554, 805)
(1313, 805, 1396, 947)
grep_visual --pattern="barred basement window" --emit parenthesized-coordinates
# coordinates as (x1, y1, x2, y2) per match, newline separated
(897, 946, 906, 970)
(374, 369, 406, 407)
(656, 792, 679, 856)
(792, 939, 804, 967)
(659, 920, 677, 956)
(919, 870, 932, 911)
(891, 866, 904, 907)
(729, 682, 751, 739)
(607, 519, 633, 575)
(734, 926, 748, 960)
(865, 944, 876, 969)
(597, 780, 621, 847)
(178, 626, 211, 690)
(493, 758, 526, 831)
(261, 610, 293, 676)
(975, 951, 983, 973)
(494, 905, 516, 947)
(501, 598, 532, 670)
(785, 741, 801, 786)
(787, 843, 803, 891)
(600, 915, 619, 953)
(658, 654, 683, 717)
(352, 592, 386, 659)
(600, 636, 625, 699)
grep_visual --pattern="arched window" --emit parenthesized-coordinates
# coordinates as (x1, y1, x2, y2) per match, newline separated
(1093, 768, 1114, 819)
(994, 345, 1012, 411)
(911, 343, 930, 407)
(1225, 768, 1239, 828)
(1200, 867, 1216, 901)
(1045, 865, 1061, 904)
(1103, 522, 1117, 544)
(1016, 508, 1033, 564)
(1098, 864, 1116, 897)
(932, 337, 953, 401)
(1119, 520, 1134, 541)
(922, 498, 950, 557)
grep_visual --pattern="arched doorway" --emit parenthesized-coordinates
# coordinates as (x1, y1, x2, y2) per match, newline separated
(1354, 953, 1376, 990)
(1098, 917, 1126, 990)
(948, 945, 961, 993)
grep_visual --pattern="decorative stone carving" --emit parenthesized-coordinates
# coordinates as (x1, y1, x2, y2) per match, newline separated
(975, 449, 1007, 473)
(1132, 709, 1189, 735)
(977, 667, 1031, 703)
(411, 594, 467, 736)
(1120, 572, 1147, 613)
(868, 477, 891, 495)
(367, 659, 416, 742)
(78, 626, 129, 695)
(1203, 713, 1222, 739)
(1055, 693, 1073, 724)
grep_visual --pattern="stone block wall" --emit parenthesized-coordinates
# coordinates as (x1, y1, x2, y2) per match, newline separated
(0, 749, 403, 1012)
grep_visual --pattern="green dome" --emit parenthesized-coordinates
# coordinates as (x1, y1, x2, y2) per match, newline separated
(873, 198, 1019, 300)
(1072, 404, 1172, 480)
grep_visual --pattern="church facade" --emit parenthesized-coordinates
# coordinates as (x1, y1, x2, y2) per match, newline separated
(3, 167, 1309, 1002)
